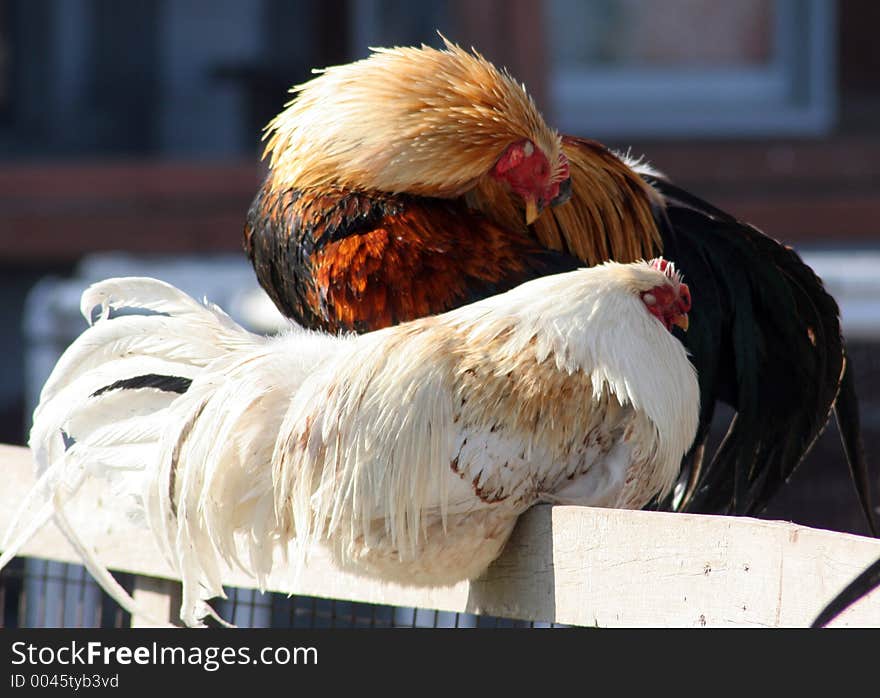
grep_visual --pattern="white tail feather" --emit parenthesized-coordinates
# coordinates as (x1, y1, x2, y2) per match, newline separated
(16, 277, 282, 626)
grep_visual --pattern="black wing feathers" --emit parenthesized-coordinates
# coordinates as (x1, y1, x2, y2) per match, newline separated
(648, 177, 873, 528)
(812, 555, 880, 627)
(834, 360, 878, 537)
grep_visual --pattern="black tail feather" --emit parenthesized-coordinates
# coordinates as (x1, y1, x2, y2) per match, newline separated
(646, 176, 862, 518)
(834, 357, 878, 537)
(90, 373, 193, 398)
(812, 555, 880, 627)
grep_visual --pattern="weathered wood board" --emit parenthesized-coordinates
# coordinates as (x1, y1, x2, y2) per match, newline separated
(1, 444, 878, 627)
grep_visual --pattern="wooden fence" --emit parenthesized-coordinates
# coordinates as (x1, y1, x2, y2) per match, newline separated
(1, 444, 878, 628)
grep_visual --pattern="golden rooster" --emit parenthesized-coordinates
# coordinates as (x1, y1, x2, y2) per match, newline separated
(1, 259, 697, 626)
(244, 38, 874, 528)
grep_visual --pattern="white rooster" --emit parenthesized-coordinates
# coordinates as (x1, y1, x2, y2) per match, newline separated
(0, 258, 698, 626)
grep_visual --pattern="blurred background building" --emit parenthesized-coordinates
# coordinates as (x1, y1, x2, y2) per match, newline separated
(0, 0, 878, 550)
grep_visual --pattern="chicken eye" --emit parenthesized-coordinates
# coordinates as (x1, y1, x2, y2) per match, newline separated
(680, 286, 692, 311)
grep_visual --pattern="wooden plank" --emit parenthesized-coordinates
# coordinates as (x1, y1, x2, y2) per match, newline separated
(706, 195, 880, 243)
(0, 210, 247, 262)
(2, 150, 880, 264)
(0, 162, 262, 200)
(615, 138, 880, 187)
(0, 162, 262, 262)
(130, 577, 181, 628)
(1, 443, 878, 627)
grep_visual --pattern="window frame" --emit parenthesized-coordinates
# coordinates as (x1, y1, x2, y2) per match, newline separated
(548, 0, 837, 138)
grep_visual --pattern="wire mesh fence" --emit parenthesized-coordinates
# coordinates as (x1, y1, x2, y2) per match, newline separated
(220, 587, 557, 628)
(0, 558, 133, 629)
(0, 557, 559, 629)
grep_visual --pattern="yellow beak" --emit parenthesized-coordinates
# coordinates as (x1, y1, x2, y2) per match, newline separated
(672, 313, 689, 332)
(525, 198, 540, 226)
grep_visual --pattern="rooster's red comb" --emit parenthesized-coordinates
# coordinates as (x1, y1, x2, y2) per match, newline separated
(648, 257, 682, 283)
